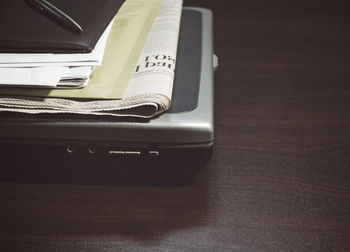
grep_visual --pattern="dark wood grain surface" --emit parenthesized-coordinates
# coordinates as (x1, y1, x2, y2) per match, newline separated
(1, 0, 350, 251)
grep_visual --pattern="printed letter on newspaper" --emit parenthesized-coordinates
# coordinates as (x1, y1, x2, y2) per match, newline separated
(121, 0, 183, 116)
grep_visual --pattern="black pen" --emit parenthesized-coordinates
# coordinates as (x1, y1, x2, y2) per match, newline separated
(27, 0, 83, 33)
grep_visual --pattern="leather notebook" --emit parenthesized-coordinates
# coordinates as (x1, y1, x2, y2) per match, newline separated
(0, 0, 125, 53)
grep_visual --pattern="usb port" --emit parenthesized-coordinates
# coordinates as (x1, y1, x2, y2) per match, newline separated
(124, 151, 141, 156)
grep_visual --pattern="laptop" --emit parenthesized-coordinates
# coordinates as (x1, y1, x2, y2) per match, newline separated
(0, 7, 216, 185)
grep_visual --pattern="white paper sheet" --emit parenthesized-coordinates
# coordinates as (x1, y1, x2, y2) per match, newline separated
(0, 66, 93, 87)
(0, 67, 66, 87)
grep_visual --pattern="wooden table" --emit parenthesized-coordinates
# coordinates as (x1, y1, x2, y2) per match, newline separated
(1, 0, 349, 251)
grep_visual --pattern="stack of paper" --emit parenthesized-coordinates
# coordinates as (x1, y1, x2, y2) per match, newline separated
(0, 0, 183, 118)
(0, 21, 113, 88)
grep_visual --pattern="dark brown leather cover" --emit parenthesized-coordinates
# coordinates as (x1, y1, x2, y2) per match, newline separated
(0, 0, 125, 53)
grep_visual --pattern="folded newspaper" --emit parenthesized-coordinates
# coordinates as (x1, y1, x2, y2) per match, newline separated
(0, 0, 183, 118)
